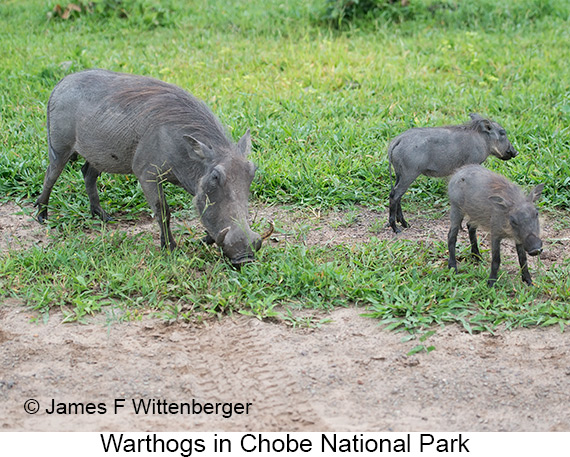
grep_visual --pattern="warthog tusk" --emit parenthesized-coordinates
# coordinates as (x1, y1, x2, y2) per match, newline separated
(261, 221, 274, 241)
(492, 146, 505, 158)
(216, 226, 230, 245)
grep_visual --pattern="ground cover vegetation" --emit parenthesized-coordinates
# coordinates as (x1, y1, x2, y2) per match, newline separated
(1, 0, 569, 342)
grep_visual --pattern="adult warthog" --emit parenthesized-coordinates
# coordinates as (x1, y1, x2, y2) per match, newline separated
(35, 69, 272, 265)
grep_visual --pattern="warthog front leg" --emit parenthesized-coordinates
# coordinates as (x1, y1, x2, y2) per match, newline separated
(467, 222, 482, 262)
(516, 243, 533, 286)
(138, 167, 176, 251)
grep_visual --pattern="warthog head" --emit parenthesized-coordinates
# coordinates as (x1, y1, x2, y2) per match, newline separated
(189, 129, 273, 266)
(491, 183, 544, 256)
(469, 113, 518, 160)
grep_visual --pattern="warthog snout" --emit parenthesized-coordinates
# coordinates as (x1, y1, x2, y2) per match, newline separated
(504, 144, 518, 160)
(525, 234, 543, 257)
(216, 222, 274, 267)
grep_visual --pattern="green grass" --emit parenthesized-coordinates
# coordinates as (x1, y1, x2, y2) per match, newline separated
(1, 0, 569, 337)
(2, 228, 568, 333)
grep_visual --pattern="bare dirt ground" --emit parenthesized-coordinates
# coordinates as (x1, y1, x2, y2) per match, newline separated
(1, 201, 569, 432)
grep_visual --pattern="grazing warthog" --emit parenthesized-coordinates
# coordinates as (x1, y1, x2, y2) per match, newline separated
(35, 69, 273, 266)
(447, 164, 544, 287)
(388, 113, 518, 233)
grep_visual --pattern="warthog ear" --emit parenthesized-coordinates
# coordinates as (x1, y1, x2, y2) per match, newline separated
(237, 129, 252, 157)
(528, 183, 544, 202)
(471, 117, 493, 135)
(184, 135, 214, 162)
(489, 194, 511, 210)
(469, 113, 484, 121)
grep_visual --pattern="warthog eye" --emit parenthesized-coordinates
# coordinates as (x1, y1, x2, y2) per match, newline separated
(208, 166, 226, 188)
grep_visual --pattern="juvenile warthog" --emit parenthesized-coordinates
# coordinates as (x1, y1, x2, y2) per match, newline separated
(35, 69, 272, 265)
(447, 164, 544, 287)
(388, 113, 518, 233)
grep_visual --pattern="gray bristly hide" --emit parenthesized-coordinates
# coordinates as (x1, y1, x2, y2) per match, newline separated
(35, 69, 270, 266)
(447, 164, 544, 287)
(388, 113, 518, 233)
